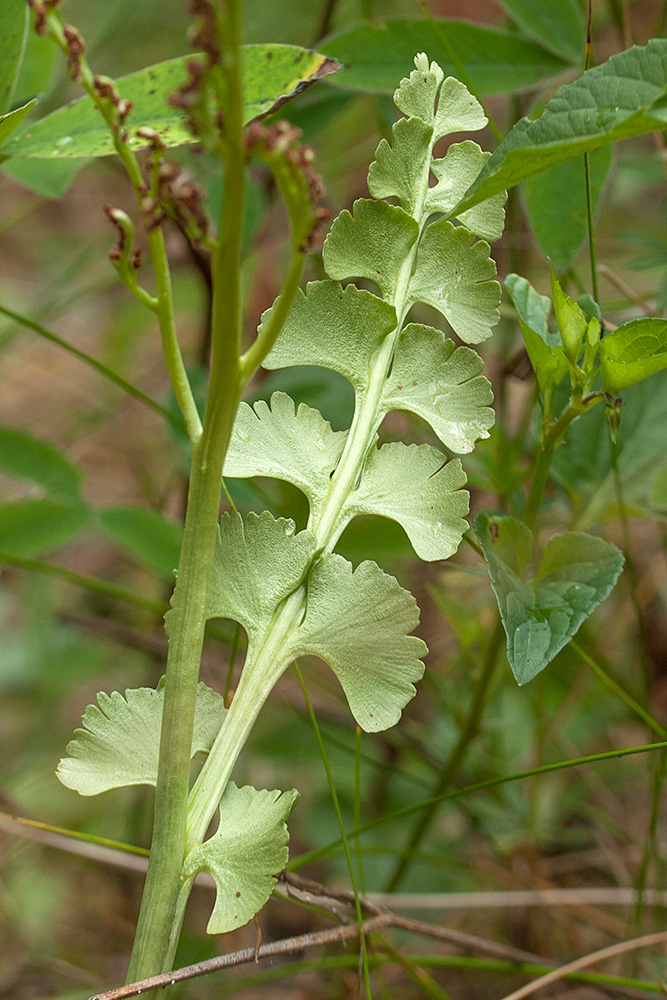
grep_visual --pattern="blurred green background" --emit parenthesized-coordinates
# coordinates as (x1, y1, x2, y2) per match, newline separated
(2, 1, 667, 997)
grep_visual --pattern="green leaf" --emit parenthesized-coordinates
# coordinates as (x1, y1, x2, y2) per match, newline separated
(322, 198, 419, 299)
(550, 263, 587, 362)
(223, 392, 346, 520)
(320, 20, 568, 96)
(2, 45, 338, 159)
(57, 681, 227, 796)
(497, 0, 585, 63)
(340, 442, 469, 561)
(98, 505, 183, 577)
(453, 39, 667, 215)
(598, 317, 667, 392)
(183, 782, 298, 934)
(380, 323, 494, 453)
(294, 554, 427, 732)
(2, 154, 85, 198)
(263, 280, 397, 394)
(524, 147, 613, 270)
(0, 498, 89, 558)
(0, 424, 83, 497)
(504, 273, 551, 338)
(409, 220, 500, 344)
(552, 370, 667, 525)
(393, 56, 488, 139)
(504, 273, 568, 408)
(426, 141, 506, 242)
(475, 512, 624, 684)
(0, 99, 36, 146)
(0, 0, 28, 115)
(205, 512, 316, 644)
(367, 116, 434, 216)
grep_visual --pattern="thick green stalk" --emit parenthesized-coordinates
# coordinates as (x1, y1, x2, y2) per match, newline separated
(126, 0, 245, 982)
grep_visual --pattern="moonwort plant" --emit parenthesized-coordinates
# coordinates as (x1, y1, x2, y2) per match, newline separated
(42, 33, 508, 981)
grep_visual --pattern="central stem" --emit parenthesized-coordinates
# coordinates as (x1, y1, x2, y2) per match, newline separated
(126, 0, 245, 983)
(185, 136, 436, 857)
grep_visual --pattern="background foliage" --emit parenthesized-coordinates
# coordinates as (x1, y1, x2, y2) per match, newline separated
(2, 1, 667, 998)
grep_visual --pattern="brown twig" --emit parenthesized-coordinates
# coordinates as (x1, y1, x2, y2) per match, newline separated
(88, 903, 553, 1000)
(90, 915, 394, 999)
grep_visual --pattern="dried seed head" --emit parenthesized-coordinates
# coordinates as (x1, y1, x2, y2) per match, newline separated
(188, 0, 219, 64)
(27, 0, 62, 35)
(63, 23, 86, 82)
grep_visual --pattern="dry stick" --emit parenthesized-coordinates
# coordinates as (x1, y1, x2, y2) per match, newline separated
(497, 930, 667, 1000)
(89, 911, 552, 1000)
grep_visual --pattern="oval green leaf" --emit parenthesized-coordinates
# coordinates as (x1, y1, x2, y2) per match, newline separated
(0, 0, 28, 115)
(496, 0, 585, 63)
(2, 44, 339, 159)
(98, 505, 183, 577)
(599, 317, 667, 392)
(0, 423, 84, 497)
(453, 38, 667, 215)
(0, 498, 89, 558)
(320, 20, 568, 96)
(523, 146, 613, 270)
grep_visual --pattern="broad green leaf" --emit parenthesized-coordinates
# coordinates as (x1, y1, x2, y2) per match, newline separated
(322, 198, 419, 299)
(3, 154, 87, 198)
(452, 39, 667, 215)
(320, 20, 568, 96)
(497, 0, 585, 63)
(57, 681, 226, 796)
(205, 512, 316, 643)
(0, 424, 83, 497)
(0, 99, 36, 146)
(223, 392, 346, 519)
(294, 553, 426, 732)
(98, 506, 182, 577)
(551, 264, 587, 362)
(183, 783, 298, 934)
(393, 56, 487, 139)
(2, 45, 338, 159)
(367, 116, 433, 216)
(409, 220, 500, 344)
(380, 323, 494, 453)
(599, 317, 667, 392)
(340, 442, 469, 561)
(504, 273, 551, 339)
(524, 146, 613, 270)
(504, 273, 568, 409)
(263, 280, 397, 394)
(475, 512, 624, 684)
(552, 370, 667, 525)
(0, 498, 88, 558)
(0, 0, 28, 115)
(426, 141, 506, 242)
